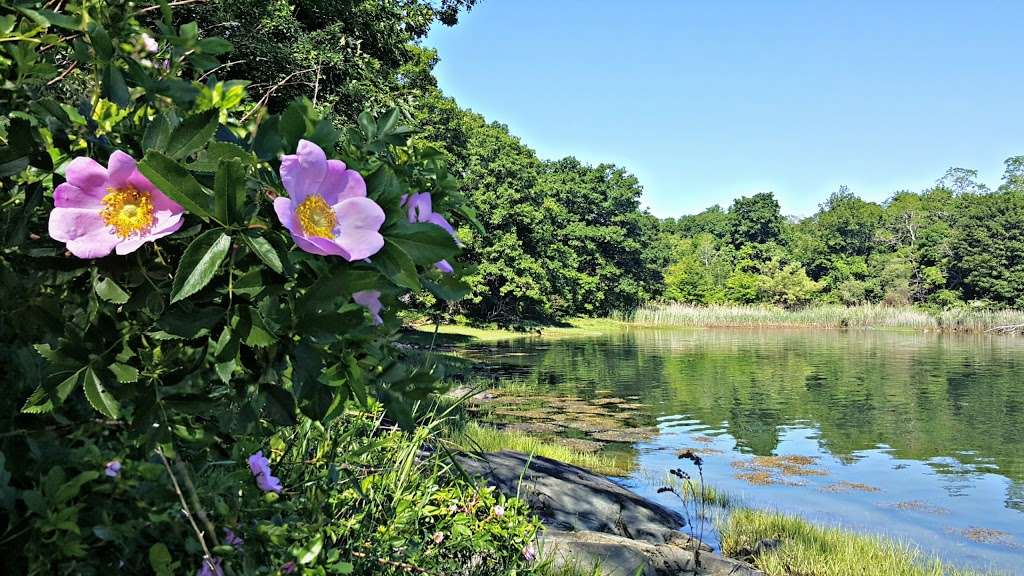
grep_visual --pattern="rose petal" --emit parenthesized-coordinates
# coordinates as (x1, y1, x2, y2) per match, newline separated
(280, 139, 327, 204)
(107, 151, 137, 187)
(316, 159, 346, 205)
(336, 168, 367, 201)
(405, 192, 432, 223)
(54, 182, 105, 209)
(273, 197, 301, 236)
(335, 229, 384, 261)
(335, 197, 386, 232)
(65, 157, 109, 193)
(114, 216, 183, 255)
(293, 234, 346, 257)
(426, 212, 457, 237)
(48, 207, 119, 258)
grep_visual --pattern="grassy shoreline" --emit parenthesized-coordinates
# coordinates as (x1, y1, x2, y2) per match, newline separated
(625, 303, 1024, 333)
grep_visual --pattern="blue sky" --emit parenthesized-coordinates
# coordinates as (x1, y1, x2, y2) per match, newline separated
(425, 0, 1024, 218)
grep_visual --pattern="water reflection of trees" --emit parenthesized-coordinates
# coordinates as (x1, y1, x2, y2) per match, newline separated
(474, 329, 1024, 485)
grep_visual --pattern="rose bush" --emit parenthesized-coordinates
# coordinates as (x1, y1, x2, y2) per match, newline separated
(0, 2, 536, 574)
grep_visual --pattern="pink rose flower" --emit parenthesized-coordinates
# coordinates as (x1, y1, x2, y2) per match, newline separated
(48, 151, 184, 258)
(273, 140, 385, 260)
(353, 290, 383, 325)
(401, 192, 458, 273)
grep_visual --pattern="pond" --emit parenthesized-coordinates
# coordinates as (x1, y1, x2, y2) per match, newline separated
(456, 328, 1024, 573)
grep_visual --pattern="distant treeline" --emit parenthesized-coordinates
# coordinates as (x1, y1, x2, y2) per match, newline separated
(660, 163, 1024, 310)
(198, 0, 1024, 324)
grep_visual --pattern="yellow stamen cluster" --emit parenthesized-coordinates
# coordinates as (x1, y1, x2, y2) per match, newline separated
(101, 187, 155, 238)
(295, 194, 337, 238)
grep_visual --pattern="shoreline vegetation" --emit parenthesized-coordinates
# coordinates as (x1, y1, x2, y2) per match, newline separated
(624, 303, 1024, 333)
(411, 303, 1024, 340)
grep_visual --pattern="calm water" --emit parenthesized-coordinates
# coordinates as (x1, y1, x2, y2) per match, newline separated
(459, 328, 1024, 574)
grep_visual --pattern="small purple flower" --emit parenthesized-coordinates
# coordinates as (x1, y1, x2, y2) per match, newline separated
(280, 561, 297, 574)
(352, 290, 383, 325)
(492, 504, 505, 518)
(48, 151, 184, 258)
(522, 543, 537, 562)
(247, 451, 282, 494)
(197, 557, 223, 576)
(141, 33, 159, 53)
(401, 192, 459, 273)
(104, 460, 122, 478)
(274, 140, 385, 261)
(224, 528, 244, 549)
(431, 531, 445, 544)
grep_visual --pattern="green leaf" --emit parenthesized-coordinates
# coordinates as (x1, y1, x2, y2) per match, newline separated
(149, 543, 174, 576)
(235, 305, 276, 347)
(376, 108, 400, 136)
(196, 37, 232, 55)
(212, 326, 239, 384)
(83, 367, 119, 419)
(102, 65, 130, 107)
(252, 115, 282, 161)
(214, 158, 247, 225)
(297, 533, 323, 565)
(424, 276, 471, 301)
(357, 111, 377, 140)
(94, 276, 130, 304)
(21, 368, 83, 414)
(242, 233, 285, 275)
(88, 23, 113, 62)
(263, 385, 297, 426)
(142, 113, 173, 152)
(387, 222, 459, 265)
(152, 306, 221, 339)
(170, 230, 232, 303)
(374, 240, 420, 290)
(164, 109, 219, 160)
(109, 363, 139, 383)
(138, 151, 212, 221)
(185, 141, 251, 173)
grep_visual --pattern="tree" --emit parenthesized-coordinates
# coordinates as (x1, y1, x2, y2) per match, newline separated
(189, 0, 478, 119)
(728, 192, 784, 247)
(950, 191, 1024, 306)
(813, 187, 883, 257)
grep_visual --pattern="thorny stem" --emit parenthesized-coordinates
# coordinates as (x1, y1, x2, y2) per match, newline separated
(156, 446, 217, 572)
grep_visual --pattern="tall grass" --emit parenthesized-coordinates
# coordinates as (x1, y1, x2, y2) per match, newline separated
(626, 303, 1024, 333)
(450, 422, 635, 477)
(719, 508, 988, 576)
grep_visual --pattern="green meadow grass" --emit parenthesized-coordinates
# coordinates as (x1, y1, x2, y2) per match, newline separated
(719, 508, 990, 576)
(626, 303, 1024, 333)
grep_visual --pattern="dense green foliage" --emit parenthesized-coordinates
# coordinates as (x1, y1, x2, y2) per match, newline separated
(0, 1, 544, 574)
(662, 164, 1024, 309)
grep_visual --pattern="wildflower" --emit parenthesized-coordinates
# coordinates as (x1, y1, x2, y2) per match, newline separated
(522, 543, 537, 562)
(141, 33, 159, 53)
(280, 561, 297, 574)
(247, 451, 282, 494)
(273, 140, 384, 260)
(104, 460, 122, 478)
(401, 192, 458, 273)
(196, 557, 223, 576)
(352, 290, 383, 325)
(431, 531, 445, 544)
(492, 504, 505, 518)
(48, 152, 184, 258)
(224, 528, 244, 549)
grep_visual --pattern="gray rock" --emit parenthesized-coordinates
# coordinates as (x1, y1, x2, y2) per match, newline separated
(457, 450, 763, 576)
(456, 450, 685, 544)
(540, 530, 763, 576)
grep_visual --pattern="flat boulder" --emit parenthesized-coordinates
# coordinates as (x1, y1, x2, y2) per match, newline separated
(456, 450, 684, 543)
(457, 450, 764, 576)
